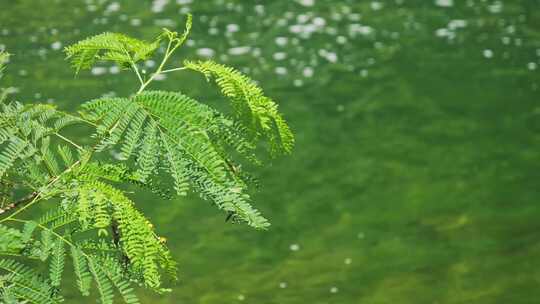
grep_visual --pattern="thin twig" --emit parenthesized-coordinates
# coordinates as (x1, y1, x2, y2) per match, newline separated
(131, 62, 145, 85)
(0, 192, 38, 215)
(55, 132, 84, 150)
(121, 45, 144, 86)
(9, 218, 77, 248)
(0, 159, 82, 223)
(160, 67, 187, 74)
(137, 37, 177, 94)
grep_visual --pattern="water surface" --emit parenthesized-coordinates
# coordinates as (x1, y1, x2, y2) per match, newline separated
(1, 0, 540, 303)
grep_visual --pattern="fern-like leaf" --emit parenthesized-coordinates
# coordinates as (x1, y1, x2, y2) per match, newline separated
(0, 224, 24, 253)
(0, 16, 295, 303)
(80, 91, 270, 228)
(73, 180, 177, 289)
(184, 60, 295, 155)
(94, 255, 140, 304)
(39, 230, 53, 261)
(87, 256, 114, 304)
(49, 238, 65, 287)
(134, 120, 160, 181)
(0, 259, 61, 304)
(70, 245, 92, 296)
(57, 145, 74, 167)
(0, 51, 9, 80)
(64, 33, 160, 73)
(0, 137, 28, 178)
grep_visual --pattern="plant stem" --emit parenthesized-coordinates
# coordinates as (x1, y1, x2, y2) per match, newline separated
(160, 67, 187, 74)
(55, 132, 84, 150)
(136, 36, 186, 94)
(121, 45, 144, 86)
(131, 62, 144, 85)
(137, 40, 171, 93)
(0, 159, 82, 223)
(0, 192, 38, 215)
(9, 218, 77, 248)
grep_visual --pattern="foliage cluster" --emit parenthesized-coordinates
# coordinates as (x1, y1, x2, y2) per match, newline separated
(0, 14, 293, 303)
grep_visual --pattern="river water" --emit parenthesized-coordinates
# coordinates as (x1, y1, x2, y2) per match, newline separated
(1, 0, 539, 303)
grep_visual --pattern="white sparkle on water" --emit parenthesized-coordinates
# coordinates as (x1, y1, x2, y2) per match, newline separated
(226, 24, 240, 33)
(51, 41, 62, 50)
(318, 49, 338, 63)
(448, 19, 467, 30)
(109, 66, 120, 74)
(105, 2, 120, 13)
(154, 19, 176, 27)
(130, 19, 142, 26)
(273, 52, 287, 61)
(488, 1, 503, 14)
(254, 4, 265, 15)
(275, 67, 288, 75)
(506, 25, 516, 34)
(91, 67, 107, 76)
(337, 36, 347, 44)
(349, 24, 373, 36)
(151, 0, 169, 13)
(303, 67, 314, 78)
(312, 17, 326, 27)
(196, 48, 215, 58)
(252, 48, 261, 57)
(275, 37, 288, 46)
(145, 60, 156, 68)
(371, 2, 383, 11)
(154, 74, 167, 81)
(435, 0, 453, 7)
(435, 28, 454, 39)
(297, 0, 315, 7)
(228, 46, 251, 56)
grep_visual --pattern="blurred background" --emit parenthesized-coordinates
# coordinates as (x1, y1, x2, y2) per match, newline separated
(1, 0, 540, 303)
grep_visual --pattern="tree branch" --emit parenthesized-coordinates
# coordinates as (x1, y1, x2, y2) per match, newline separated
(0, 191, 38, 215)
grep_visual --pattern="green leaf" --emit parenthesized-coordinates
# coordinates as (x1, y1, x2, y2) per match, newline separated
(95, 255, 140, 304)
(87, 256, 114, 304)
(39, 230, 53, 261)
(64, 32, 160, 73)
(0, 51, 9, 79)
(70, 246, 92, 296)
(80, 91, 271, 228)
(184, 60, 295, 155)
(49, 238, 65, 287)
(0, 259, 61, 304)
(0, 137, 28, 178)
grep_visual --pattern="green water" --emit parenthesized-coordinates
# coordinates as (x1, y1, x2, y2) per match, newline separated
(2, 0, 540, 303)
